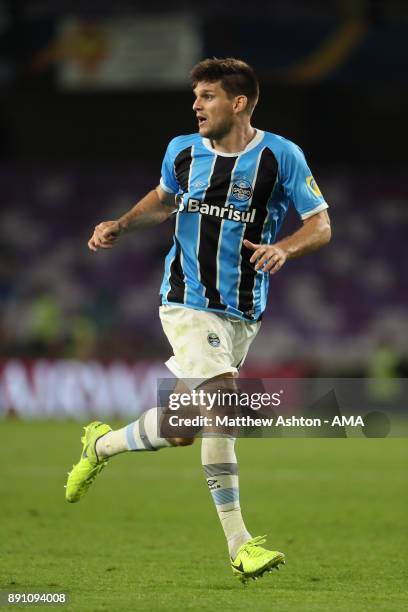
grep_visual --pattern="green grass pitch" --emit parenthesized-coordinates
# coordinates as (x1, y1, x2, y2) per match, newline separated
(1, 420, 407, 611)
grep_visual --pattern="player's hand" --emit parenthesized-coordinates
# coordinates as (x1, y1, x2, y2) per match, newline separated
(243, 239, 287, 274)
(88, 220, 122, 251)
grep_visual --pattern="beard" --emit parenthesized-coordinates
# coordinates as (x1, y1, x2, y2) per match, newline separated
(201, 116, 234, 140)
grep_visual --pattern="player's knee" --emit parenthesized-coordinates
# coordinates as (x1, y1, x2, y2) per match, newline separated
(168, 437, 195, 447)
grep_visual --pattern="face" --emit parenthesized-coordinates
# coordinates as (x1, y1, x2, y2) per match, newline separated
(192, 81, 235, 140)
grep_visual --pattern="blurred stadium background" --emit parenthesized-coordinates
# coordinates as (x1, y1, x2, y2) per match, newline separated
(1, 4, 407, 611)
(1, 0, 407, 419)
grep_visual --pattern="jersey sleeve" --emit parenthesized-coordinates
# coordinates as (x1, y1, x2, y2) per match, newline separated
(160, 139, 180, 195)
(279, 141, 328, 219)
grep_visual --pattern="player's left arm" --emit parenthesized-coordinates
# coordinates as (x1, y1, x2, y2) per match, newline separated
(243, 209, 331, 274)
(244, 139, 332, 274)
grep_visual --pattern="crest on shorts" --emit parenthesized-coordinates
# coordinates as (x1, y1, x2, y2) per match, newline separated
(207, 332, 220, 347)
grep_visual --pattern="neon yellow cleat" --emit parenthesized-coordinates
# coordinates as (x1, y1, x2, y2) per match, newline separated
(231, 536, 285, 583)
(65, 421, 112, 503)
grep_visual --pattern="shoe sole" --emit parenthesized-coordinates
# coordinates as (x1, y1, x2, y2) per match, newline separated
(232, 553, 285, 584)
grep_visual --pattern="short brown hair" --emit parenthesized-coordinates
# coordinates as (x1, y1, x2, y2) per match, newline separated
(190, 57, 259, 115)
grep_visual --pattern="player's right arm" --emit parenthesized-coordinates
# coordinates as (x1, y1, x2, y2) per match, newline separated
(88, 185, 176, 251)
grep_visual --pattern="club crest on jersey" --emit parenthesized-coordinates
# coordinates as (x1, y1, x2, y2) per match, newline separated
(306, 175, 322, 198)
(231, 178, 253, 202)
(186, 198, 256, 223)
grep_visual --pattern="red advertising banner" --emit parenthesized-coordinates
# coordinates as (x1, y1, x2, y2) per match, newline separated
(0, 360, 169, 419)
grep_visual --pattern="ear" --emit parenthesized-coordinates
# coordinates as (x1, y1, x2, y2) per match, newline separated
(233, 95, 248, 114)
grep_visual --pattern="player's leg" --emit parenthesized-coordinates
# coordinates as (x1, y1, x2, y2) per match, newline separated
(200, 373, 285, 582)
(199, 373, 250, 558)
(95, 377, 194, 459)
(197, 314, 285, 581)
(65, 378, 193, 503)
(159, 304, 285, 579)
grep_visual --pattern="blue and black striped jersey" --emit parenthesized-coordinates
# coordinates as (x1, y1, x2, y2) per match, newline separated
(159, 129, 328, 322)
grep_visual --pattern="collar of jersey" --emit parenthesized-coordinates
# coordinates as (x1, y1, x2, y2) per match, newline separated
(202, 129, 264, 157)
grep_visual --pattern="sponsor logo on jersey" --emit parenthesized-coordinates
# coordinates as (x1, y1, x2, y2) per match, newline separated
(231, 178, 253, 202)
(306, 175, 322, 198)
(186, 198, 256, 223)
(207, 332, 221, 347)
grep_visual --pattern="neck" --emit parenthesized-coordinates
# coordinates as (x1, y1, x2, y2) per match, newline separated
(211, 123, 256, 154)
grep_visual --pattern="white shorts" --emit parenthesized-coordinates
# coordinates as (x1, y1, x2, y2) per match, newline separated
(159, 305, 261, 386)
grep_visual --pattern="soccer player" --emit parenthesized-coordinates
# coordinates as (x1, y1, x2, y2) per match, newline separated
(65, 58, 331, 583)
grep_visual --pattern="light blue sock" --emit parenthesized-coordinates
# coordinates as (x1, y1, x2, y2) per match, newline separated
(96, 407, 172, 458)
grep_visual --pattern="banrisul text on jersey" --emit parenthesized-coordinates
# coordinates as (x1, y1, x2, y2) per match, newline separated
(183, 199, 256, 224)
